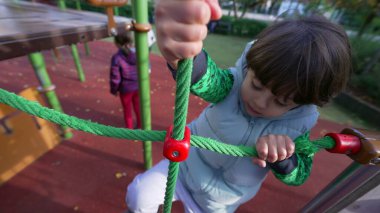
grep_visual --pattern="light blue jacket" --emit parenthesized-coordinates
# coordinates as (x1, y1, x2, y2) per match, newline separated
(179, 42, 319, 212)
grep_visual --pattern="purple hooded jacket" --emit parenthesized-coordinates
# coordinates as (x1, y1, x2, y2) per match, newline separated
(110, 49, 138, 95)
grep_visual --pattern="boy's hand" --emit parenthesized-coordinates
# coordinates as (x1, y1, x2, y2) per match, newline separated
(253, 135, 295, 168)
(155, 0, 222, 69)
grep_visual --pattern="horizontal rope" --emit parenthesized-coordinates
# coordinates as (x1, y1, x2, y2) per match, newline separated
(0, 88, 334, 158)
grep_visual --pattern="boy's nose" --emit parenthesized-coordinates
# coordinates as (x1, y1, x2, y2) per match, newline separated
(255, 98, 268, 109)
(255, 90, 271, 109)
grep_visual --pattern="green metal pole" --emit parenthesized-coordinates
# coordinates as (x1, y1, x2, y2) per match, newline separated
(132, 0, 152, 169)
(57, 1, 86, 81)
(114, 7, 120, 16)
(57, 0, 66, 10)
(71, 44, 86, 82)
(84, 43, 91, 56)
(28, 53, 73, 139)
(75, 0, 82, 10)
(74, 0, 91, 56)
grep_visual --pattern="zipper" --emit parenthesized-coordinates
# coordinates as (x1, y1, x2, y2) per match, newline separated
(223, 119, 255, 171)
(240, 119, 255, 146)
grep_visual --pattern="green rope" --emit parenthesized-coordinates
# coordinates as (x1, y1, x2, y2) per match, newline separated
(0, 86, 336, 212)
(172, 59, 192, 139)
(163, 59, 193, 212)
(0, 87, 335, 156)
(0, 88, 164, 141)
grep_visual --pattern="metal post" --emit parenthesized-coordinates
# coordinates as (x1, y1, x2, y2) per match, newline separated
(132, 0, 152, 169)
(71, 44, 86, 82)
(57, 1, 86, 81)
(57, 0, 66, 10)
(114, 7, 119, 16)
(75, 0, 81, 10)
(28, 52, 73, 139)
(74, 0, 91, 56)
(301, 162, 380, 213)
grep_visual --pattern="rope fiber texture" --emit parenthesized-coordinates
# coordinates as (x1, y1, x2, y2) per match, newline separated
(163, 59, 193, 212)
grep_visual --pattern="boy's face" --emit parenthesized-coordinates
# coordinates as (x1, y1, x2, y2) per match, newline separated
(241, 70, 298, 118)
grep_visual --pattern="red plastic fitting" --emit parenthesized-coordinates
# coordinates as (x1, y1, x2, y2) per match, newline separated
(325, 133, 361, 154)
(163, 125, 191, 162)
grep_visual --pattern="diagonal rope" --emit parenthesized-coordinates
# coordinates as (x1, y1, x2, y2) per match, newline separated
(0, 88, 165, 141)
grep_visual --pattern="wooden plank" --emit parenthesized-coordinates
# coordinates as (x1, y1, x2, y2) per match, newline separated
(0, 0, 131, 60)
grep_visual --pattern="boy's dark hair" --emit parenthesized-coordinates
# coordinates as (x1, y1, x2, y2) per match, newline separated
(114, 31, 134, 46)
(246, 15, 352, 106)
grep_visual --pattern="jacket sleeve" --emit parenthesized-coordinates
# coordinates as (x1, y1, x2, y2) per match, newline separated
(190, 50, 234, 103)
(110, 56, 121, 95)
(270, 152, 314, 186)
(269, 132, 316, 186)
(168, 50, 234, 103)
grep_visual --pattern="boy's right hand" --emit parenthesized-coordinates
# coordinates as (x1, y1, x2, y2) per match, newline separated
(253, 134, 295, 168)
(155, 0, 222, 69)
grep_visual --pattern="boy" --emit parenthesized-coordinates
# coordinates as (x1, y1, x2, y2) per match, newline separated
(126, 0, 352, 212)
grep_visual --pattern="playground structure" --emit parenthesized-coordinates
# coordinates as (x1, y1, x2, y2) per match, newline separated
(0, 0, 380, 212)
(0, 88, 60, 184)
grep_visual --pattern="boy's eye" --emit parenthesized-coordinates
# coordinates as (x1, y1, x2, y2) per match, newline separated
(251, 82, 262, 90)
(275, 99, 288, 107)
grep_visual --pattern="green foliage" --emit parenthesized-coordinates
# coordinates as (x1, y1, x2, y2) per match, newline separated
(349, 37, 380, 106)
(350, 37, 380, 74)
(214, 16, 268, 38)
(350, 69, 380, 105)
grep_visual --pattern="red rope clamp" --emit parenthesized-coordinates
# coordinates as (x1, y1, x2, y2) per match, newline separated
(325, 133, 361, 154)
(163, 125, 191, 162)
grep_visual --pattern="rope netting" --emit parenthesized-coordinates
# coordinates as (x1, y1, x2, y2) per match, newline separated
(0, 59, 336, 212)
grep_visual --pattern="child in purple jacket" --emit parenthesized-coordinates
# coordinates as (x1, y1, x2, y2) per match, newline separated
(110, 31, 141, 129)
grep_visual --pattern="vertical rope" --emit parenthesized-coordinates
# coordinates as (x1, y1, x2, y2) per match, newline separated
(163, 59, 193, 213)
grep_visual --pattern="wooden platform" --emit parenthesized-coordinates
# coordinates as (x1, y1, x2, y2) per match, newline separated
(0, 40, 357, 212)
(0, 0, 130, 60)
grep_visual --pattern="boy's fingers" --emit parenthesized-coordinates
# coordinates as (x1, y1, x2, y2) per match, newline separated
(169, 23, 208, 42)
(156, 1, 211, 24)
(256, 138, 268, 161)
(173, 1, 211, 24)
(285, 137, 295, 158)
(276, 136, 288, 161)
(205, 0, 222, 20)
(159, 39, 203, 65)
(253, 158, 267, 168)
(266, 139, 278, 163)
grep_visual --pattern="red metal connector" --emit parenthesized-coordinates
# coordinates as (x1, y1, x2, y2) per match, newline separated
(163, 125, 191, 162)
(325, 133, 361, 154)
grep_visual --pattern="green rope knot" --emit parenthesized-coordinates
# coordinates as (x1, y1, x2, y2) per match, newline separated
(295, 132, 335, 157)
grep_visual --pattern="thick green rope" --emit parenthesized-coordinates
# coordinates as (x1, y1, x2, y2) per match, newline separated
(0, 88, 335, 156)
(163, 59, 193, 212)
(172, 59, 192, 139)
(0, 86, 335, 212)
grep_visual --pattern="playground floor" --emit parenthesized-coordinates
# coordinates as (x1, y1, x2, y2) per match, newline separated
(0, 40, 367, 212)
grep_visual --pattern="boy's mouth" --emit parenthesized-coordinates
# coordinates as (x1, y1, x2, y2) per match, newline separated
(246, 103, 262, 116)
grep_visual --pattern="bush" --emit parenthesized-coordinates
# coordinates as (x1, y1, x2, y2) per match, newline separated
(350, 69, 380, 106)
(349, 37, 380, 106)
(350, 37, 380, 74)
(213, 16, 268, 38)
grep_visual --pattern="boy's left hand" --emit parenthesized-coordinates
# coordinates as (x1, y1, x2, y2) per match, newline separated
(253, 134, 295, 168)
